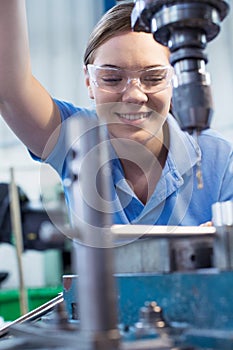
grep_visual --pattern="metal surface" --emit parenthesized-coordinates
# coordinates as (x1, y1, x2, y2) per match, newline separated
(65, 116, 120, 348)
(112, 225, 215, 273)
(212, 201, 233, 270)
(0, 323, 176, 350)
(111, 225, 216, 239)
(63, 270, 233, 349)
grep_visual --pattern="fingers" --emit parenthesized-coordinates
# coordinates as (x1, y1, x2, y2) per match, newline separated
(200, 221, 213, 227)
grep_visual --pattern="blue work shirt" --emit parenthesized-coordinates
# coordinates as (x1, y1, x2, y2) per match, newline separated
(43, 99, 233, 226)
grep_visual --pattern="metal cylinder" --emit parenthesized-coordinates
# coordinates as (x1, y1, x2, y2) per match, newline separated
(65, 116, 120, 348)
(212, 201, 233, 270)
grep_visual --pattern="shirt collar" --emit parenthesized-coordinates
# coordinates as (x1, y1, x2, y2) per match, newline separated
(111, 115, 201, 180)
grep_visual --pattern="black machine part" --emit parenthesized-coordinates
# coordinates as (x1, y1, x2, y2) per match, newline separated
(131, 0, 230, 133)
(0, 182, 66, 250)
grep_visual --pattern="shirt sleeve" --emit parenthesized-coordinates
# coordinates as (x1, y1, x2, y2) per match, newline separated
(30, 99, 95, 177)
(44, 99, 79, 175)
(45, 99, 97, 177)
(199, 128, 233, 204)
(218, 148, 233, 202)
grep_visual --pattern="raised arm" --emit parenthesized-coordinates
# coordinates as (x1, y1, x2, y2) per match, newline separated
(0, 0, 61, 158)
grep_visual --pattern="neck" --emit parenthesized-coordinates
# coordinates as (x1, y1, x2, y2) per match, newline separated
(110, 123, 169, 204)
(111, 122, 169, 170)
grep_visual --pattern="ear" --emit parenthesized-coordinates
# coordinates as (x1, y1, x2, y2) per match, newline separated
(83, 65, 94, 100)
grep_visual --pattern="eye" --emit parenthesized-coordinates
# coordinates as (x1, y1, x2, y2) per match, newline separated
(144, 75, 164, 82)
(101, 75, 123, 85)
(97, 70, 125, 86)
(141, 70, 167, 85)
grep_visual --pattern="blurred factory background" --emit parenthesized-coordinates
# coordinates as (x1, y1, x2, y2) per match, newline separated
(0, 0, 232, 321)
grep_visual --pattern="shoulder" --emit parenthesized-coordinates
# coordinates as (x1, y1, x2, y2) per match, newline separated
(198, 128, 233, 157)
(45, 100, 97, 175)
(53, 99, 97, 122)
(167, 115, 233, 174)
(197, 129, 233, 194)
(167, 114, 232, 157)
(168, 115, 232, 154)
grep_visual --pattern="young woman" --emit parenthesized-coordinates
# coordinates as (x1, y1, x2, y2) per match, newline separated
(0, 2, 232, 226)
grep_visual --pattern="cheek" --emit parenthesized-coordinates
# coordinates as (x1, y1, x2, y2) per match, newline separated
(92, 89, 121, 119)
(92, 88, 120, 104)
(148, 89, 172, 115)
(94, 97, 116, 124)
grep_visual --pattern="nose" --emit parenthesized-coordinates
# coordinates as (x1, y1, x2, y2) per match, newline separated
(121, 79, 148, 104)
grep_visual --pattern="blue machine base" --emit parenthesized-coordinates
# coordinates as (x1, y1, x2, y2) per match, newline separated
(63, 270, 233, 349)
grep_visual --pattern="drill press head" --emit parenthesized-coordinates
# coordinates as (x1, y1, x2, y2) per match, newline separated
(131, 0, 230, 133)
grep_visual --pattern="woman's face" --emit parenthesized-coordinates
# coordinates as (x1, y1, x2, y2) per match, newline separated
(85, 31, 172, 146)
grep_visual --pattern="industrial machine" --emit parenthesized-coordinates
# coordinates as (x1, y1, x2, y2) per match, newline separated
(0, 0, 232, 349)
(131, 0, 230, 133)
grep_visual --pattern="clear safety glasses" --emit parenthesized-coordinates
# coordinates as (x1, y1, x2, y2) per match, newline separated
(87, 64, 174, 94)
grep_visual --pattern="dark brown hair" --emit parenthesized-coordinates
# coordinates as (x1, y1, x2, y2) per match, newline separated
(83, 3, 134, 66)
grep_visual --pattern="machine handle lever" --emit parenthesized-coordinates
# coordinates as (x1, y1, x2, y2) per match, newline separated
(0, 293, 64, 338)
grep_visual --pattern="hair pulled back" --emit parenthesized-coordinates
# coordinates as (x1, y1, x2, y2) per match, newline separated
(84, 3, 134, 66)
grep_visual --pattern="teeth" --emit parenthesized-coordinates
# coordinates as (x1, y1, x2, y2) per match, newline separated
(118, 113, 149, 120)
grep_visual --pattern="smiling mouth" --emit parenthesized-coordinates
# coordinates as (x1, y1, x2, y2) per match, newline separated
(115, 111, 152, 121)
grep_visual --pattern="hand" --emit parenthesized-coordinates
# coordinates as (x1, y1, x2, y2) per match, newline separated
(200, 221, 213, 227)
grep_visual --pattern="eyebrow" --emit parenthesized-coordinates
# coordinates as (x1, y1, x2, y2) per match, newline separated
(99, 64, 167, 70)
